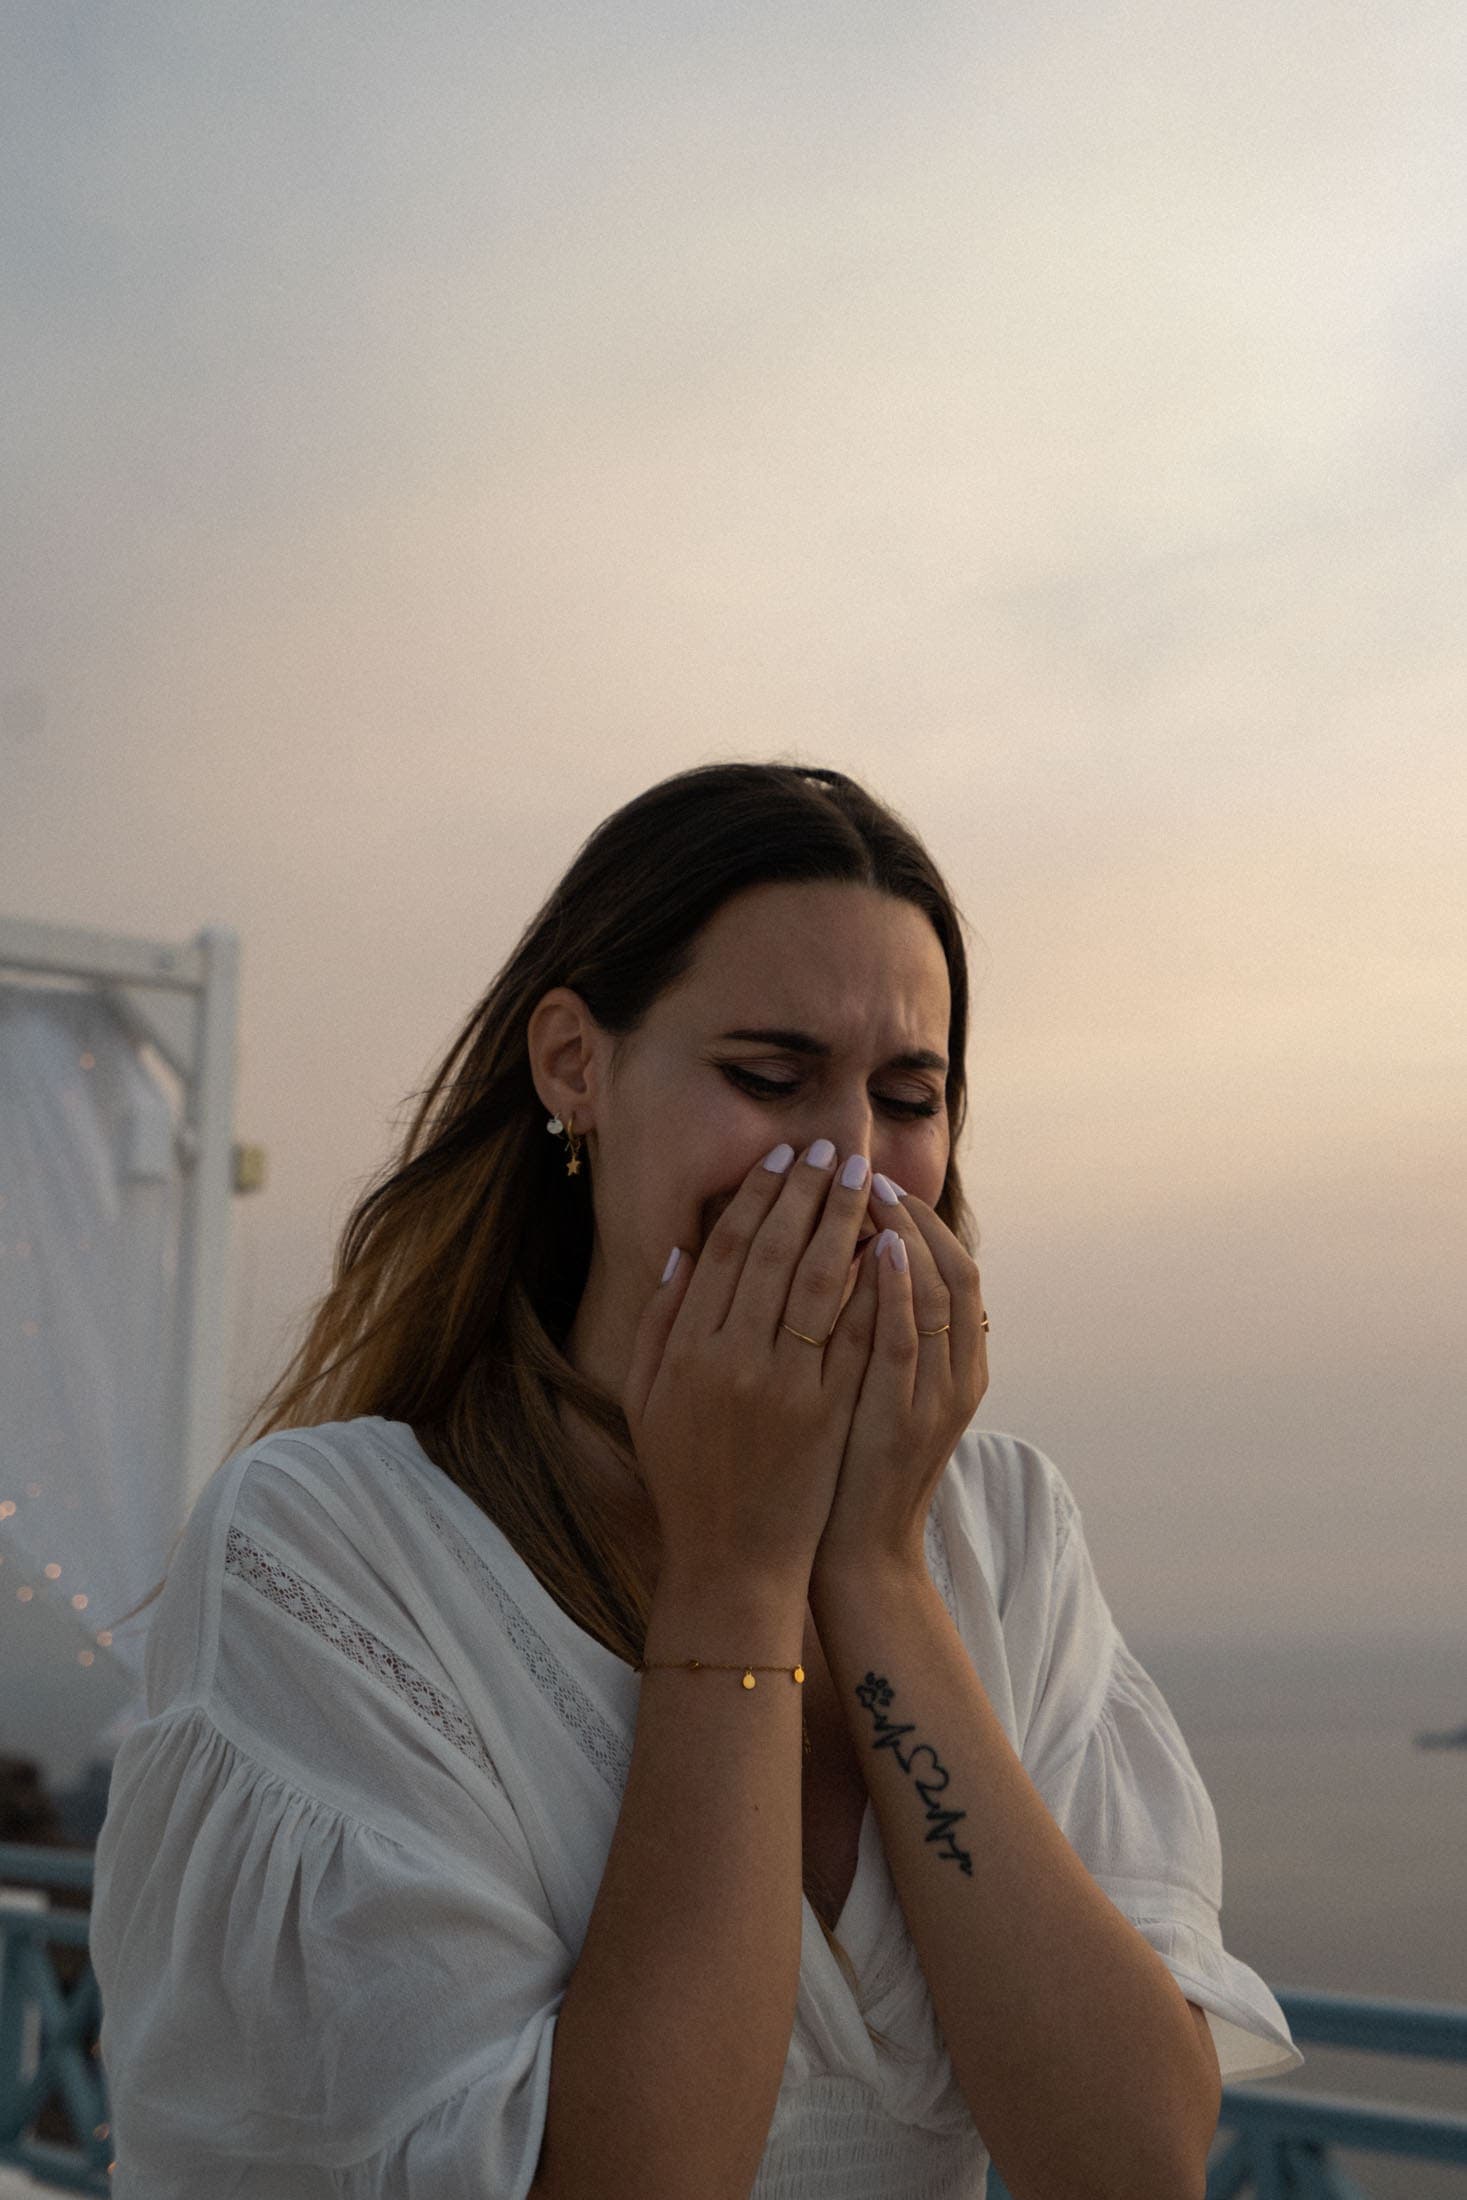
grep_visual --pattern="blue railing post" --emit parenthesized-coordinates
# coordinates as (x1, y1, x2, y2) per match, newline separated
(1204, 1988, 1467, 2199)
(0, 1845, 112, 2194)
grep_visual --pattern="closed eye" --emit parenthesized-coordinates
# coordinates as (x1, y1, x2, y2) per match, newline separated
(719, 1064, 941, 1119)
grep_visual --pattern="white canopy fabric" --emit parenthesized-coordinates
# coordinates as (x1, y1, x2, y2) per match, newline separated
(0, 983, 184, 1787)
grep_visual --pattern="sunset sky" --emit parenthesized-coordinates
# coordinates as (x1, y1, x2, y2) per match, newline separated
(3, 0, 1462, 1648)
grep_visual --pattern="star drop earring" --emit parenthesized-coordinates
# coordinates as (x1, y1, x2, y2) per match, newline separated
(546, 1111, 584, 1176)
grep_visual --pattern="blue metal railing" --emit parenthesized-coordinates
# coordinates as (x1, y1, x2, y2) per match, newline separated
(986, 1987, 1467, 2199)
(4, 1842, 1465, 2196)
(1201, 1990, 1467, 2199)
(0, 1846, 110, 2193)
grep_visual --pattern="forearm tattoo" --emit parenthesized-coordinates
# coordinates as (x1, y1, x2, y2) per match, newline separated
(854, 1671, 975, 1876)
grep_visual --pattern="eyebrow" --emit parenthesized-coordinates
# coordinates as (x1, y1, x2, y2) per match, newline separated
(715, 1027, 948, 1075)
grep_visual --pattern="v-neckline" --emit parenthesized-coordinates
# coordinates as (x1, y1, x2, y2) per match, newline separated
(809, 1795, 874, 1939)
(388, 1417, 880, 1940)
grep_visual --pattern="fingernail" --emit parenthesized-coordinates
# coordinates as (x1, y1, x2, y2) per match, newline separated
(762, 1142, 795, 1174)
(660, 1247, 682, 1284)
(871, 1172, 901, 1204)
(840, 1153, 869, 1190)
(876, 1229, 908, 1272)
(806, 1138, 836, 1169)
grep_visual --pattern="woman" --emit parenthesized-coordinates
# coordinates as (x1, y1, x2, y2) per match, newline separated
(90, 761, 1301, 2199)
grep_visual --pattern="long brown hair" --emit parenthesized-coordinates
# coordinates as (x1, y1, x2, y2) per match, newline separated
(112, 759, 980, 2042)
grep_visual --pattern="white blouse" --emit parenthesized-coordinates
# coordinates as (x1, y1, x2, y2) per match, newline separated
(90, 1415, 1302, 2198)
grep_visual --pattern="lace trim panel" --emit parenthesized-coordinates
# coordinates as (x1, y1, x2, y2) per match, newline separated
(369, 1439, 636, 1795)
(223, 1445, 962, 1818)
(373, 1434, 964, 1801)
(223, 1523, 506, 1796)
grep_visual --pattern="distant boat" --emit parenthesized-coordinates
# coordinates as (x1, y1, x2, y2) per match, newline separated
(1413, 1725, 1467, 1749)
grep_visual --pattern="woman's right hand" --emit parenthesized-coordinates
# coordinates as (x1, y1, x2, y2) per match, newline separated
(621, 1139, 884, 1591)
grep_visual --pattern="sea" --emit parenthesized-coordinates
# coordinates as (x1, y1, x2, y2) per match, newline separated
(1131, 1624, 1467, 2200)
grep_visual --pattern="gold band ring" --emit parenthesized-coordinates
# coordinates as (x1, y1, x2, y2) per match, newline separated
(778, 1318, 965, 1345)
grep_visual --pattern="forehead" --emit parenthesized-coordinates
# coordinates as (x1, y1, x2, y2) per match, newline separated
(666, 881, 950, 1051)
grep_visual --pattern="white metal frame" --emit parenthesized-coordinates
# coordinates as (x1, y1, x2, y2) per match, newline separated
(0, 915, 241, 1520)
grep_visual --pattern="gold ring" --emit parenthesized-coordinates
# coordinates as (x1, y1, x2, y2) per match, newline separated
(779, 1315, 984, 1341)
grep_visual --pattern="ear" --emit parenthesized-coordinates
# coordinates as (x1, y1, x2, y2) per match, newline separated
(527, 985, 601, 1128)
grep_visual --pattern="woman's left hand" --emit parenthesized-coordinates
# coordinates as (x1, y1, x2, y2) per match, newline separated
(812, 1191, 988, 1581)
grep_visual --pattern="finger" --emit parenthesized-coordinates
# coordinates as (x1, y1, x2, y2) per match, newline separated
(864, 1196, 947, 1334)
(623, 1242, 696, 1434)
(871, 1226, 920, 1402)
(731, 1144, 874, 1355)
(865, 1184, 922, 1259)
(826, 1227, 882, 1369)
(877, 1193, 986, 1376)
(672, 1139, 814, 1337)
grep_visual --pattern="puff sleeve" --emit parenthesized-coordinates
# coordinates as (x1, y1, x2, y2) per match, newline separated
(89, 1450, 577, 2199)
(91, 1704, 571, 2199)
(1013, 1457, 1304, 2086)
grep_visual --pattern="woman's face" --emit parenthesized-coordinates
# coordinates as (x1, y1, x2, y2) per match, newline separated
(536, 879, 954, 1398)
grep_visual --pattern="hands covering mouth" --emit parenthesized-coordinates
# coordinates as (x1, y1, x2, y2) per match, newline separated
(701, 1199, 877, 1259)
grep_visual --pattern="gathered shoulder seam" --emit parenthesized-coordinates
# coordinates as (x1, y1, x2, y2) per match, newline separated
(133, 1695, 474, 1864)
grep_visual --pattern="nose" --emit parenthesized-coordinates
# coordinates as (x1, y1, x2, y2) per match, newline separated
(808, 1101, 885, 1176)
(761, 1110, 892, 1193)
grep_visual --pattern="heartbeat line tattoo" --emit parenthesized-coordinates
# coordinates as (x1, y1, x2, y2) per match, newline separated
(854, 1672, 975, 1876)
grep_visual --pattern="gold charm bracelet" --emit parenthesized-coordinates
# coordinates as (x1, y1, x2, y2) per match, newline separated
(637, 1658, 806, 1690)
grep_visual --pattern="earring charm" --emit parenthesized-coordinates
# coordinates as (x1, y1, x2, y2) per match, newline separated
(547, 1111, 584, 1176)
